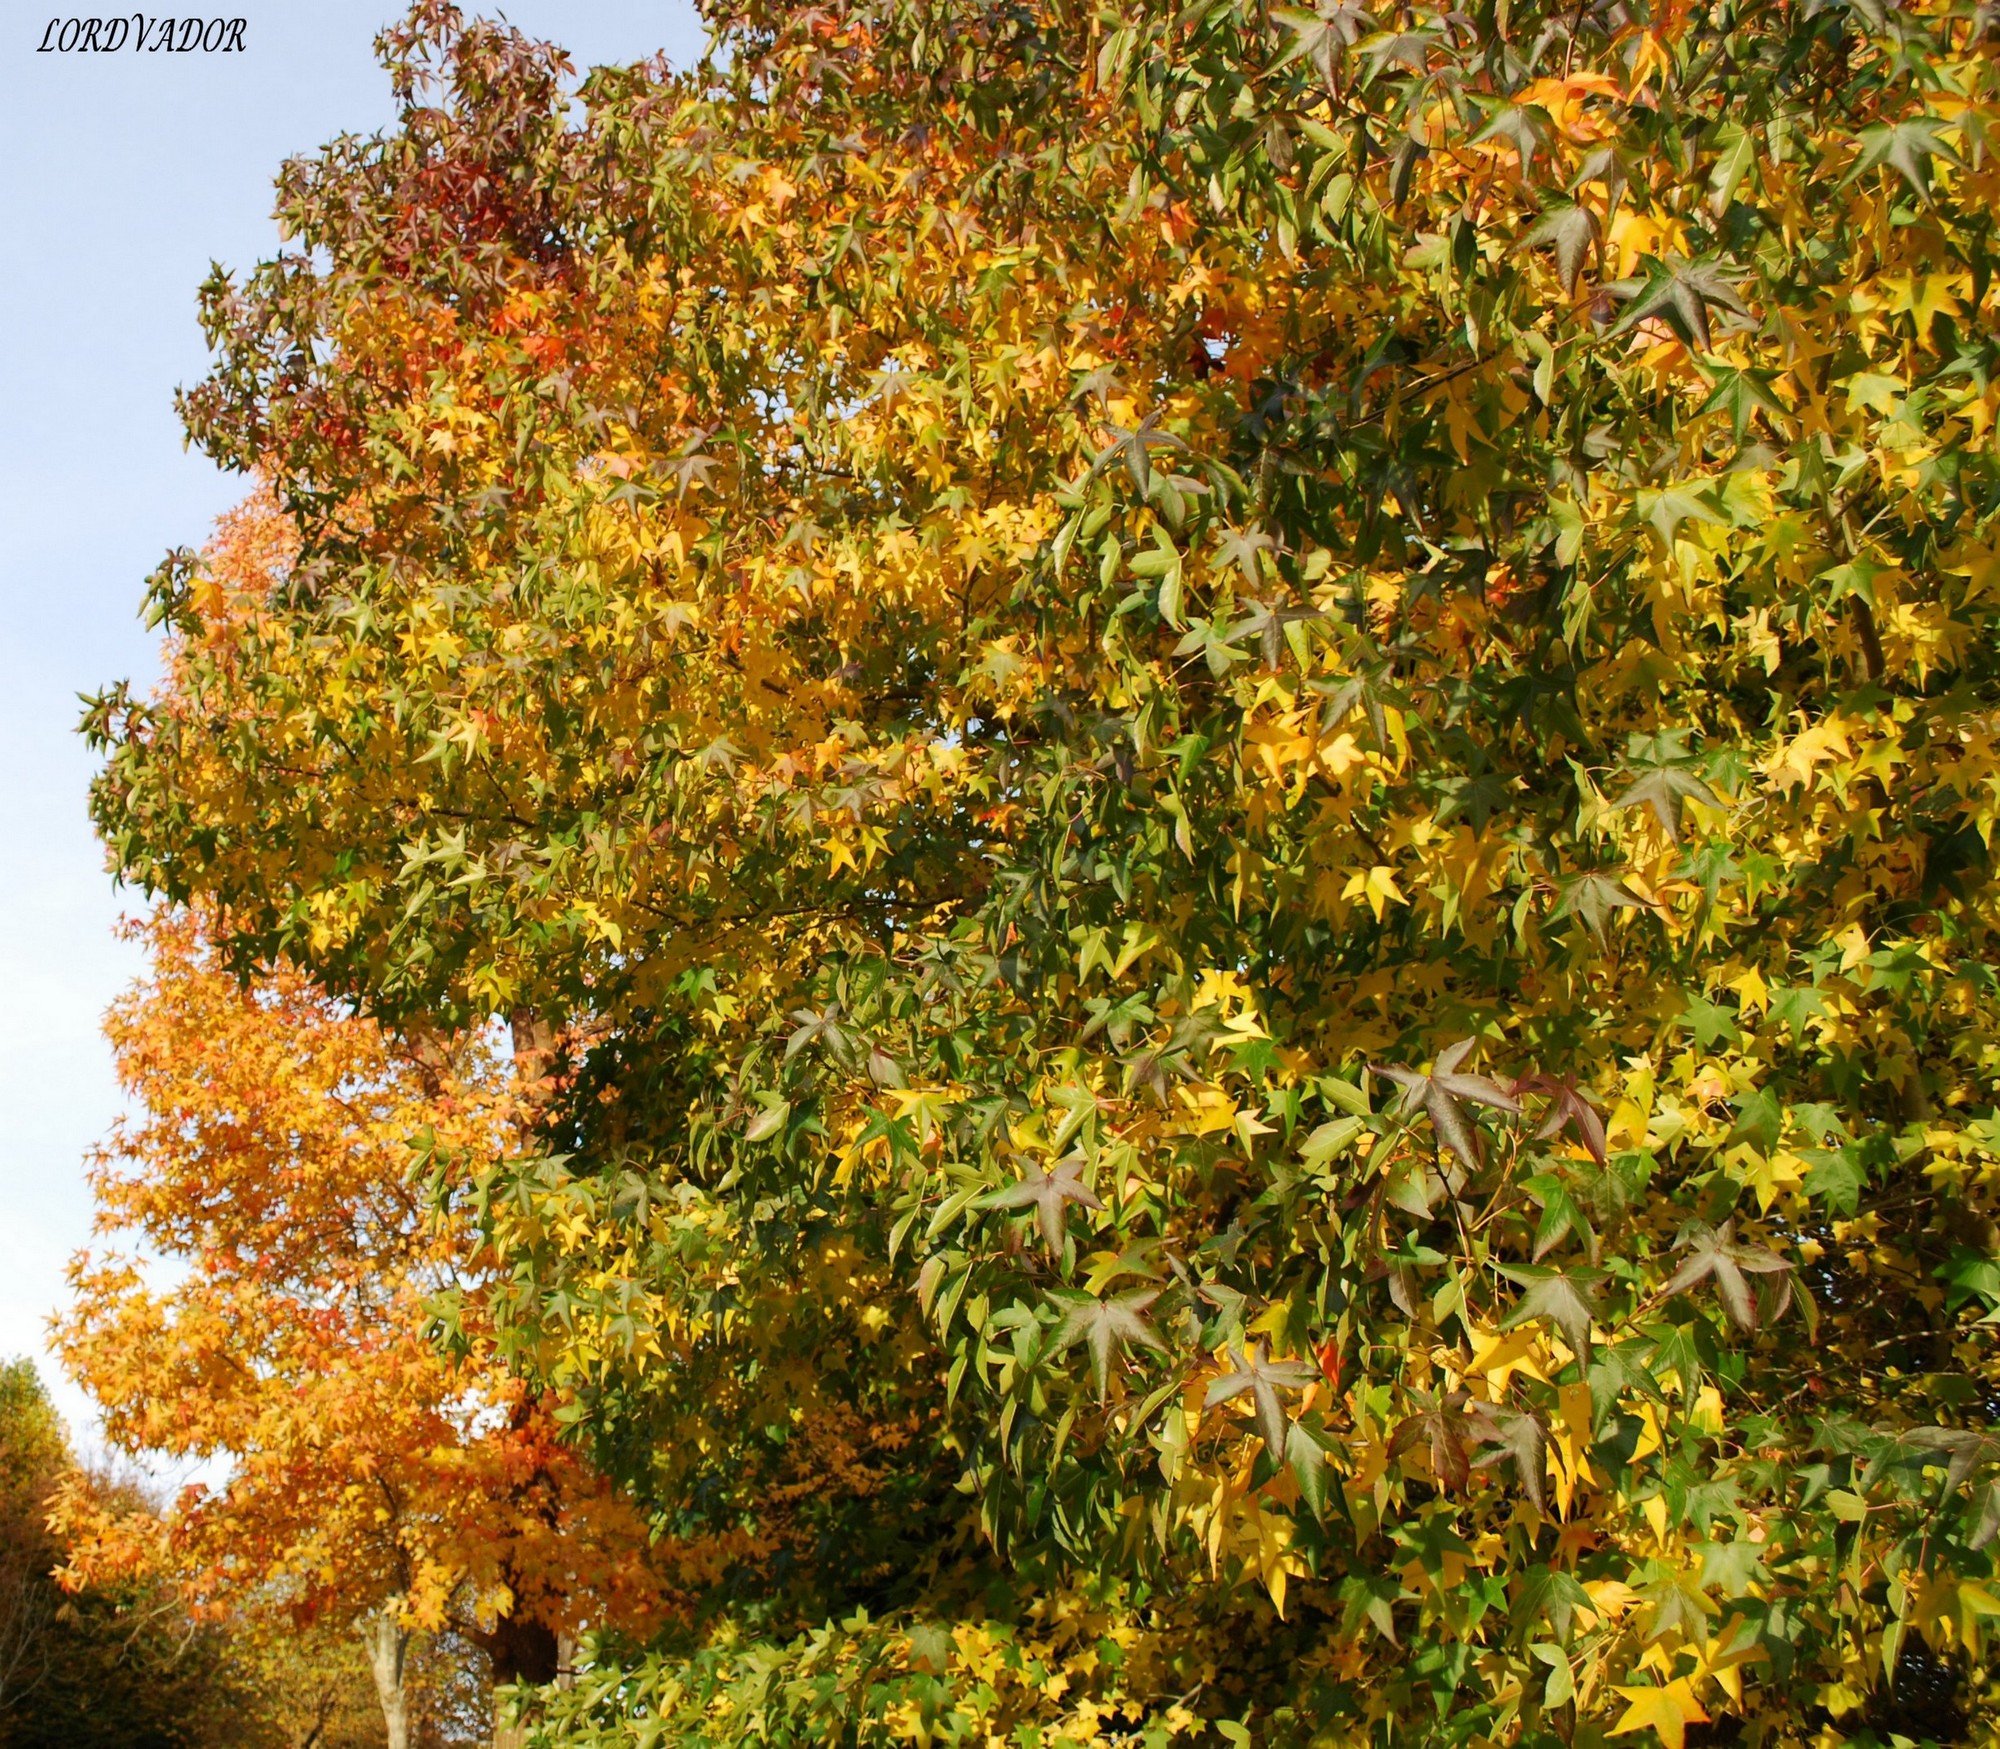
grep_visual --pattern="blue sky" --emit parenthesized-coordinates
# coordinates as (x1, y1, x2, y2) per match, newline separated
(0, 0, 701, 1443)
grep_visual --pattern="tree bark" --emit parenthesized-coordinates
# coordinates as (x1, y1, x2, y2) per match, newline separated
(360, 1614, 411, 1749)
(481, 1614, 562, 1749)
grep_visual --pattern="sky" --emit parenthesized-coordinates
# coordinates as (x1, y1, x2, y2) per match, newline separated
(0, 0, 703, 1446)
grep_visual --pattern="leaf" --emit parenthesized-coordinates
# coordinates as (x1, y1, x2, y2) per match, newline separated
(1609, 1679, 1708, 1749)
(1089, 408, 1188, 496)
(742, 1099, 790, 1142)
(905, 1623, 954, 1674)
(1392, 1393, 1473, 1493)
(1699, 366, 1787, 443)
(1205, 1342, 1320, 1457)
(1846, 117, 1961, 203)
(1635, 482, 1726, 547)
(1497, 1264, 1601, 1361)
(1555, 872, 1646, 945)
(1707, 125, 1757, 217)
(1514, 1075, 1609, 1165)
(1389, 135, 1426, 207)
(1613, 766, 1722, 839)
(1469, 1403, 1549, 1514)
(1054, 1288, 1165, 1394)
(1299, 1115, 1367, 1170)
(1273, 0, 1368, 85)
(1473, 103, 1553, 171)
(983, 1156, 1104, 1254)
(1609, 257, 1751, 354)
(1658, 1222, 1793, 1332)
(1521, 203, 1600, 296)
(1286, 1420, 1330, 1519)
(1376, 1038, 1522, 1172)
(1531, 1641, 1575, 1708)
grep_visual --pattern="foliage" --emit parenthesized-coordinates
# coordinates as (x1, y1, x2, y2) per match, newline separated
(0, 1360, 253, 1749)
(87, 0, 2000, 1742)
(53, 890, 666, 1723)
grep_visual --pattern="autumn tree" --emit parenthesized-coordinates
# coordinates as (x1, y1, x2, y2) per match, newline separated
(87, 0, 2000, 1743)
(0, 1360, 272, 1749)
(56, 890, 665, 1749)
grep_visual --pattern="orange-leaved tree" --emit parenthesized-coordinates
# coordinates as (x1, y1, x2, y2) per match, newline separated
(53, 900, 666, 1749)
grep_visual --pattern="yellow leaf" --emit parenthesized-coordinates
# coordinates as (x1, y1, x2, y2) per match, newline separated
(1610, 1679, 1708, 1749)
(1464, 1326, 1549, 1397)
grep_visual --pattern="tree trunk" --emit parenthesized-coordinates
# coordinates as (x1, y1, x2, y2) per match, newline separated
(482, 1615, 562, 1749)
(360, 1614, 411, 1749)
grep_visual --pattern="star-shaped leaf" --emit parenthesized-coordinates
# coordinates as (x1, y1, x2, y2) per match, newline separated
(1521, 202, 1600, 297)
(1054, 1288, 1165, 1394)
(1469, 1402, 1550, 1514)
(1658, 1221, 1793, 1331)
(1473, 103, 1554, 171)
(1556, 871, 1647, 945)
(1391, 1389, 1472, 1493)
(1213, 524, 1279, 586)
(1205, 1341, 1320, 1457)
(1087, 409, 1189, 495)
(1497, 1262, 1603, 1360)
(1613, 764, 1722, 840)
(983, 1156, 1104, 1253)
(1376, 1038, 1522, 1172)
(1273, 0, 1368, 86)
(1699, 365, 1788, 443)
(1845, 117, 1961, 203)
(1609, 1679, 1709, 1749)
(1311, 662, 1409, 747)
(1512, 1074, 1609, 1165)
(1287, 1420, 1332, 1519)
(1609, 257, 1751, 354)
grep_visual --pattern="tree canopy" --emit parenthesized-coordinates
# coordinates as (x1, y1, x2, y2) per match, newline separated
(56, 883, 667, 1748)
(83, 0, 2000, 1742)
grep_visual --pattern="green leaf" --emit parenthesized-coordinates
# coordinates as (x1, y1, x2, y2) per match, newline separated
(1498, 1263, 1602, 1361)
(1520, 203, 1599, 296)
(1054, 1288, 1166, 1394)
(982, 1157, 1104, 1253)
(1846, 117, 1961, 202)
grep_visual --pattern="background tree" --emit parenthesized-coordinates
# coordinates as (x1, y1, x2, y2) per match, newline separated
(55, 887, 666, 1749)
(87, 0, 2000, 1743)
(0, 1359, 256, 1749)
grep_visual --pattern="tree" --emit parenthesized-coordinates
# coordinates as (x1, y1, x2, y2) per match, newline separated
(0, 1360, 256, 1749)
(87, 0, 2000, 1742)
(0, 1362, 68, 1726)
(55, 897, 665, 1749)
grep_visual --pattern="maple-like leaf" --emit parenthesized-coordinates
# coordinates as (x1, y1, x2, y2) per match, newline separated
(1391, 1390, 1472, 1493)
(1087, 409, 1188, 495)
(1699, 364, 1788, 442)
(1845, 117, 1961, 202)
(1468, 1402, 1550, 1514)
(1497, 1263, 1602, 1360)
(1376, 1038, 1522, 1172)
(1610, 1679, 1709, 1749)
(1556, 871, 1647, 945)
(1608, 256, 1751, 353)
(982, 1157, 1104, 1254)
(1658, 1221, 1793, 1331)
(1511, 1074, 1609, 1165)
(1272, 0, 1367, 86)
(1204, 1342, 1320, 1456)
(1613, 765, 1722, 840)
(1053, 1288, 1165, 1394)
(1521, 202, 1600, 297)
(1311, 662, 1409, 746)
